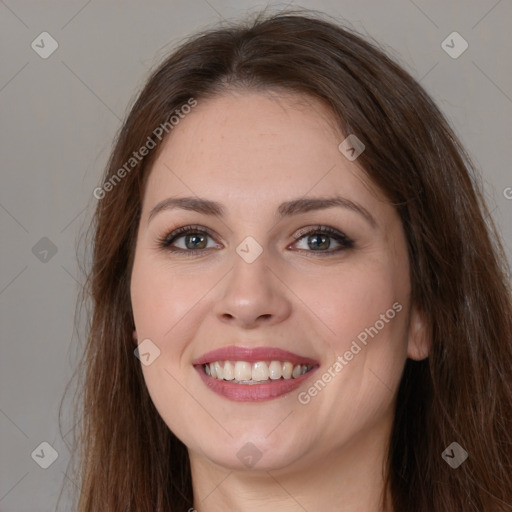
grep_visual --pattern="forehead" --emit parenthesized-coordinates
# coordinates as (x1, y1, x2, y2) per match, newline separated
(142, 89, 386, 220)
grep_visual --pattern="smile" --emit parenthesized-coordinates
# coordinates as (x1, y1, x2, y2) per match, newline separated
(193, 346, 319, 401)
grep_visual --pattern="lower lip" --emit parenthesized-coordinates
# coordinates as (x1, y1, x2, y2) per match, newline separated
(194, 365, 319, 402)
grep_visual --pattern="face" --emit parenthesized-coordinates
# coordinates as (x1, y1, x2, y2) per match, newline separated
(130, 89, 427, 474)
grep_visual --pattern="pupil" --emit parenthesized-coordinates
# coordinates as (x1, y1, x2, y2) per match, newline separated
(186, 233, 206, 249)
(309, 234, 329, 250)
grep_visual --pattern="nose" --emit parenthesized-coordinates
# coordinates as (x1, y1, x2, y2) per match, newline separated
(212, 247, 292, 329)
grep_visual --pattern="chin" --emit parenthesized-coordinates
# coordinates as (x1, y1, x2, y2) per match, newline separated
(186, 426, 310, 472)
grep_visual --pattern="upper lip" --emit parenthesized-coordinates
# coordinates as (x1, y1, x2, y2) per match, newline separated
(192, 345, 319, 366)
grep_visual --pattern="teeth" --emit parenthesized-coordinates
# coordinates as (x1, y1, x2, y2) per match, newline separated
(292, 364, 302, 379)
(214, 361, 223, 380)
(252, 361, 270, 381)
(223, 361, 235, 380)
(203, 360, 312, 383)
(234, 361, 252, 381)
(282, 361, 293, 379)
(268, 360, 282, 380)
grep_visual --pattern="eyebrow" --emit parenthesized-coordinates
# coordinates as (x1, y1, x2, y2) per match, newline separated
(147, 195, 377, 228)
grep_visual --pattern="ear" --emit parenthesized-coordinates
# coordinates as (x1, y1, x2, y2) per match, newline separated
(132, 329, 138, 345)
(407, 307, 430, 361)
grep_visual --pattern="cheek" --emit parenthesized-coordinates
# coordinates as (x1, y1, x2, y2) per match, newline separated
(140, 363, 206, 451)
(130, 255, 209, 444)
(130, 253, 207, 344)
(300, 257, 409, 417)
(299, 258, 407, 354)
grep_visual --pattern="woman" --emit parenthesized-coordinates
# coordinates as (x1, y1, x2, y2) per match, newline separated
(69, 9, 512, 511)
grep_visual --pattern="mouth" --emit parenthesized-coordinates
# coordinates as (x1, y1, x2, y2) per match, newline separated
(192, 346, 319, 401)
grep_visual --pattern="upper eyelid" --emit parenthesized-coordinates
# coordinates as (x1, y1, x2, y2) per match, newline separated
(164, 224, 343, 239)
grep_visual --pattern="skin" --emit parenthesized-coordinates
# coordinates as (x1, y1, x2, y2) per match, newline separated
(130, 89, 429, 512)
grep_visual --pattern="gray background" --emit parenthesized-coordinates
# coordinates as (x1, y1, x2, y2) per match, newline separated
(1, 1, 511, 511)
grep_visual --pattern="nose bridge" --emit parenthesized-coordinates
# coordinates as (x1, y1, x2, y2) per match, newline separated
(213, 235, 291, 326)
(229, 237, 274, 303)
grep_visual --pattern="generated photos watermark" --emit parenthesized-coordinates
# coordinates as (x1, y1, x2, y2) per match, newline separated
(298, 301, 403, 405)
(93, 97, 197, 200)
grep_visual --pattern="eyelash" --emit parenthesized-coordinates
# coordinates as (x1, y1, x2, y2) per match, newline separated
(157, 224, 354, 256)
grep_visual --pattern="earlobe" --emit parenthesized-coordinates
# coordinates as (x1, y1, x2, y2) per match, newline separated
(407, 307, 430, 361)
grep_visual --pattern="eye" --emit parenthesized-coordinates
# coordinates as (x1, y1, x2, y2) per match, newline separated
(290, 225, 354, 255)
(158, 225, 220, 253)
(157, 224, 354, 255)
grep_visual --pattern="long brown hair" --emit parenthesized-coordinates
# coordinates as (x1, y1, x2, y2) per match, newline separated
(64, 8, 512, 511)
